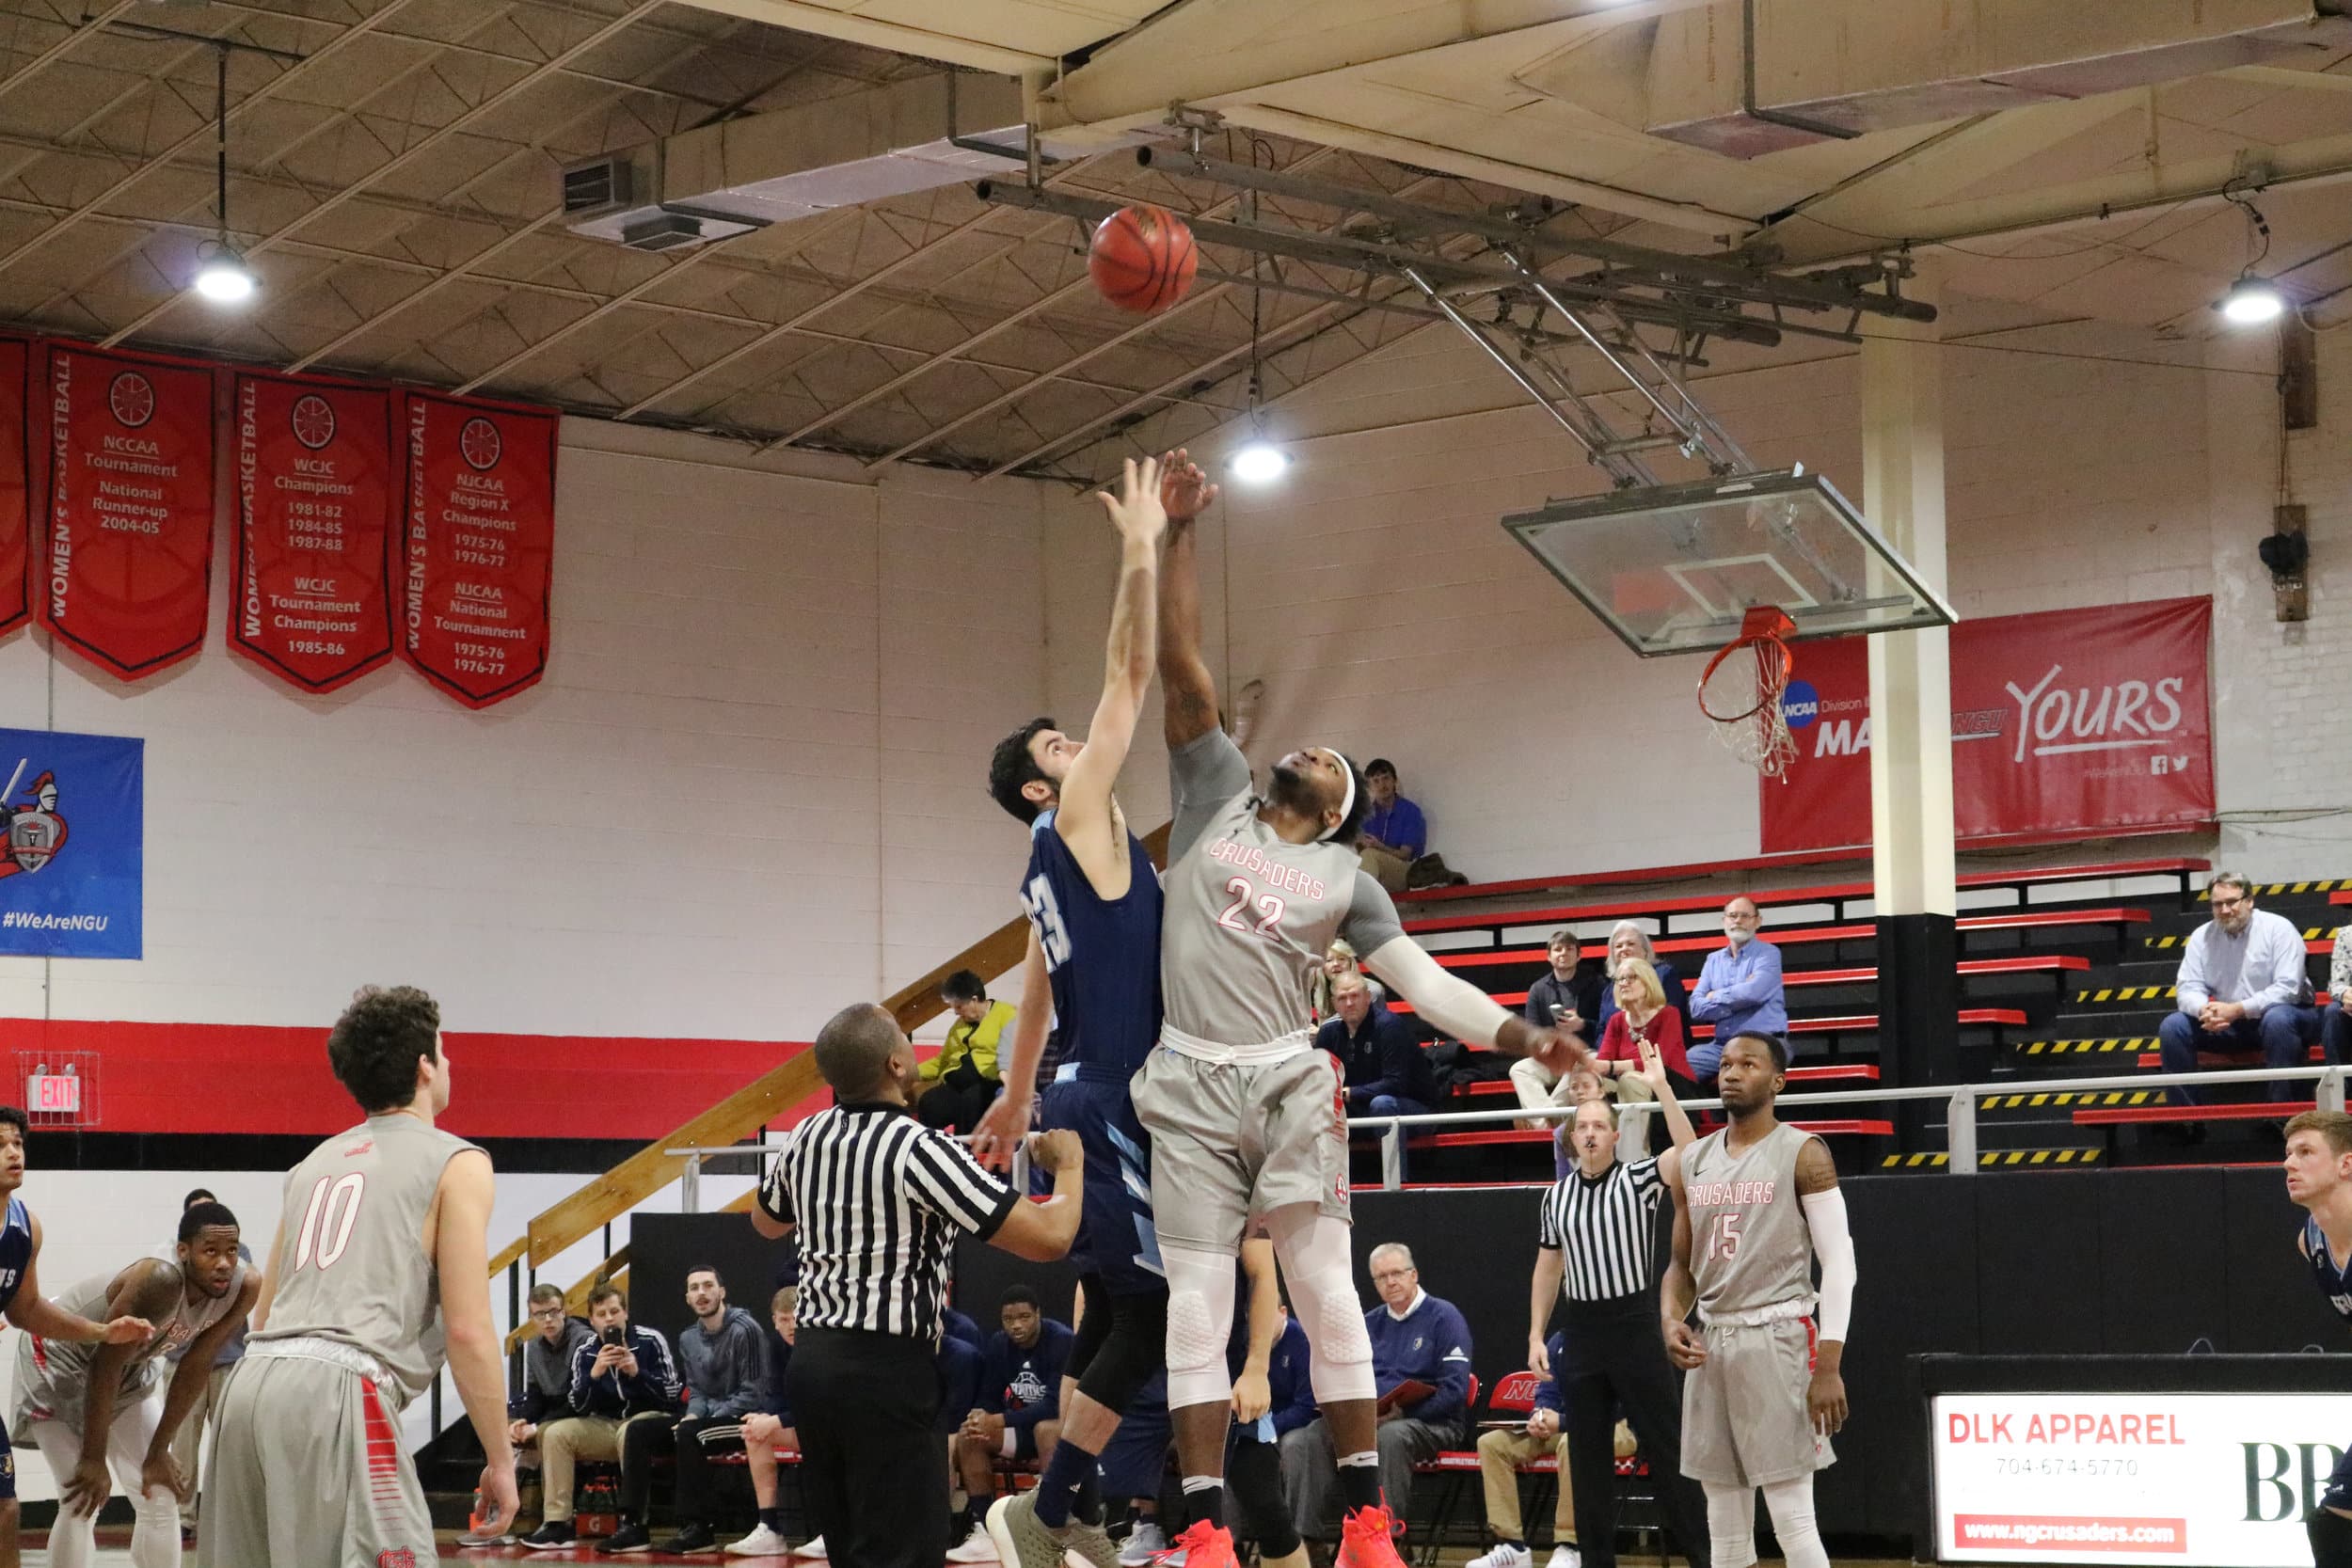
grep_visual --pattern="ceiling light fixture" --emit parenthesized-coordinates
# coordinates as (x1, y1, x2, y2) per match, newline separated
(1229, 440, 1289, 483)
(2217, 181, 2280, 329)
(192, 43, 254, 308)
(1227, 152, 1289, 486)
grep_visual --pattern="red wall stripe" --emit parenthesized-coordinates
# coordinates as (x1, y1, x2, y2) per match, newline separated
(0, 1018, 815, 1140)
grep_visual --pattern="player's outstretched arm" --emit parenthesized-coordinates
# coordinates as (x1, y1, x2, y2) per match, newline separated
(1156, 450, 1220, 749)
(1795, 1136, 1851, 1434)
(1635, 1042, 1698, 1150)
(436, 1148, 520, 1529)
(989, 1130, 1085, 1261)
(972, 927, 1050, 1171)
(4, 1214, 149, 1345)
(1361, 930, 1575, 1068)
(1057, 455, 1165, 888)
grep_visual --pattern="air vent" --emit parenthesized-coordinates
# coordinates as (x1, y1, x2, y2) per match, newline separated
(620, 214, 706, 252)
(562, 157, 629, 215)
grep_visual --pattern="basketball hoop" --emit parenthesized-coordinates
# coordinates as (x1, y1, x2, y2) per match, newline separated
(1698, 606, 1799, 779)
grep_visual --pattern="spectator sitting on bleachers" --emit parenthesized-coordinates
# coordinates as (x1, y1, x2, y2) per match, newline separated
(917, 969, 1015, 1133)
(1592, 923, 1692, 1040)
(508, 1283, 593, 1483)
(1467, 1328, 1634, 1568)
(727, 1287, 803, 1560)
(1687, 895, 1786, 1083)
(950, 1284, 1074, 1561)
(1280, 1243, 1471, 1545)
(520, 1282, 682, 1551)
(644, 1264, 772, 1554)
(1549, 1068, 1613, 1181)
(2158, 871, 2328, 1132)
(1318, 972, 1438, 1118)
(1356, 758, 1428, 893)
(1515, 930, 1604, 1127)
(2328, 920, 2352, 1081)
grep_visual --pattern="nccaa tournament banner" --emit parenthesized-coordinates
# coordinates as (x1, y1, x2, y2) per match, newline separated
(0, 726, 141, 958)
(0, 339, 30, 639)
(400, 391, 555, 708)
(1762, 597, 2214, 852)
(38, 343, 215, 680)
(230, 371, 397, 692)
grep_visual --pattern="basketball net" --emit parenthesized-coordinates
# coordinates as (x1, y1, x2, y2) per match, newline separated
(1698, 606, 1799, 780)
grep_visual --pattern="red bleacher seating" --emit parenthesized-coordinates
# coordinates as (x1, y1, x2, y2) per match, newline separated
(1422, 909, 2148, 960)
(1416, 1118, 1892, 1149)
(2074, 1101, 2315, 1126)
(1398, 854, 2206, 909)
(1456, 1062, 1879, 1097)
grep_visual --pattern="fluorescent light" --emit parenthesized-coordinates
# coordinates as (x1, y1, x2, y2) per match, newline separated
(1229, 440, 1289, 483)
(2219, 274, 2284, 325)
(193, 243, 256, 304)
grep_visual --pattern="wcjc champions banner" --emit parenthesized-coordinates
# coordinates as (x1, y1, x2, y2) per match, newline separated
(1762, 596, 2215, 853)
(0, 726, 141, 958)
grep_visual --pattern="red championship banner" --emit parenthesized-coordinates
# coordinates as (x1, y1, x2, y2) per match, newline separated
(0, 340, 29, 638)
(38, 343, 215, 679)
(400, 392, 555, 707)
(230, 372, 397, 692)
(1762, 596, 2215, 852)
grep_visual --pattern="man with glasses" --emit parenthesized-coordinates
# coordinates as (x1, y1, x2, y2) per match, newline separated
(2158, 871, 2330, 1134)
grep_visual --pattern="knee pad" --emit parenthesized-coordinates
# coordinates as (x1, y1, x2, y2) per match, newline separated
(1077, 1291, 1166, 1414)
(1228, 1428, 1301, 1558)
(1705, 1482, 1756, 1568)
(1163, 1244, 1238, 1411)
(2312, 1507, 2352, 1568)
(1067, 1275, 1113, 1383)
(1264, 1207, 1374, 1404)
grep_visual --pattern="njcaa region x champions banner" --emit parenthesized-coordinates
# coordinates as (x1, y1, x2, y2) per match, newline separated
(1762, 597, 2215, 853)
(0, 727, 141, 959)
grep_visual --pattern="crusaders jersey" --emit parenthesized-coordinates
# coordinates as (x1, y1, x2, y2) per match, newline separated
(1022, 810, 1162, 1076)
(0, 1199, 29, 1316)
(2307, 1213, 2352, 1323)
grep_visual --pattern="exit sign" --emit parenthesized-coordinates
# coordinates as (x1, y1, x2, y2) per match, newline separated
(26, 1074, 79, 1115)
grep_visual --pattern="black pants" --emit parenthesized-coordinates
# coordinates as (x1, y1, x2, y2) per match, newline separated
(1557, 1294, 1711, 1568)
(620, 1413, 748, 1522)
(790, 1327, 947, 1568)
(916, 1067, 1000, 1133)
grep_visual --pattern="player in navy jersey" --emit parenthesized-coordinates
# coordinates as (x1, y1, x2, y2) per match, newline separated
(2287, 1108, 2352, 1567)
(977, 454, 1174, 1568)
(0, 1105, 151, 1568)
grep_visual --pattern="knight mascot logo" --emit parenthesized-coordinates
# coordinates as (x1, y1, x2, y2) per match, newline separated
(0, 763, 64, 881)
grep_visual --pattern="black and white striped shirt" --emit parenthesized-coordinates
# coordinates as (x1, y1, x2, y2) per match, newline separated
(1538, 1155, 1665, 1303)
(757, 1101, 1018, 1342)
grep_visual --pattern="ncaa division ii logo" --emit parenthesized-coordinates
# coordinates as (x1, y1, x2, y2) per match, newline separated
(0, 760, 65, 881)
(1780, 680, 1820, 731)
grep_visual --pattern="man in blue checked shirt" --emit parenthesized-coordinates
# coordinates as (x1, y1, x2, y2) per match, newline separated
(1688, 896, 1786, 1082)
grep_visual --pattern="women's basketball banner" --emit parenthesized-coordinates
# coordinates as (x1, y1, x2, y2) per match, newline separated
(230, 372, 397, 692)
(400, 391, 555, 708)
(0, 340, 30, 639)
(1760, 596, 2215, 852)
(39, 343, 216, 680)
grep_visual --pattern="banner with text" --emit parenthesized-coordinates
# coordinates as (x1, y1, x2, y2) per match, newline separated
(1761, 597, 2215, 852)
(400, 391, 555, 708)
(231, 371, 397, 692)
(1932, 1392, 2343, 1566)
(0, 340, 29, 639)
(38, 343, 215, 680)
(0, 726, 141, 958)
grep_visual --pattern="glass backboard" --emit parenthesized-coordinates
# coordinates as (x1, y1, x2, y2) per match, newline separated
(1500, 469, 1957, 657)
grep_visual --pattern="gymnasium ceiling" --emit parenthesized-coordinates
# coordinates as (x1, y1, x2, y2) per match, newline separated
(5, 0, 2352, 484)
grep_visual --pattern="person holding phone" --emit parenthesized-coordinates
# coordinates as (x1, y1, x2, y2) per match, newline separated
(518, 1282, 682, 1551)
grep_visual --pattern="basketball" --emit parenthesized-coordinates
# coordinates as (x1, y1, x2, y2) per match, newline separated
(1088, 203, 1198, 314)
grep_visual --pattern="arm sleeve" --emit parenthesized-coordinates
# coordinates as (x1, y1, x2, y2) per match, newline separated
(1801, 1187, 1856, 1343)
(756, 1139, 796, 1227)
(567, 1339, 595, 1415)
(1689, 951, 1726, 1022)
(2175, 927, 2211, 1014)
(639, 1331, 684, 1407)
(1362, 934, 1520, 1049)
(1394, 800, 1427, 859)
(1341, 872, 1407, 958)
(904, 1131, 1022, 1240)
(711, 1325, 767, 1420)
(1414, 1302, 1472, 1422)
(1168, 729, 1254, 860)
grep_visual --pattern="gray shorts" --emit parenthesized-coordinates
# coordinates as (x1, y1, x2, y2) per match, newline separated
(1679, 1317, 1835, 1488)
(199, 1354, 436, 1568)
(1130, 1045, 1350, 1252)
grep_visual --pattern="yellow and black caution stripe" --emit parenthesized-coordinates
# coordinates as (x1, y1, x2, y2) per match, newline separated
(2015, 1037, 2155, 1055)
(2153, 927, 2342, 946)
(1879, 1148, 2102, 1170)
(2198, 879, 2352, 900)
(1978, 1089, 2158, 1111)
(2073, 985, 2173, 1003)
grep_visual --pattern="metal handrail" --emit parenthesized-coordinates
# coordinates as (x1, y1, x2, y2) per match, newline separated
(650, 1065, 2347, 1200)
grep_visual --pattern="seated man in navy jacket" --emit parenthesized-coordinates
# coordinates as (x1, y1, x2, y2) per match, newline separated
(1318, 973, 1438, 1119)
(951, 1285, 1075, 1560)
(1279, 1243, 1471, 1543)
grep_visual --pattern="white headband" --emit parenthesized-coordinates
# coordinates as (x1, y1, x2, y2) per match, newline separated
(1322, 750, 1358, 842)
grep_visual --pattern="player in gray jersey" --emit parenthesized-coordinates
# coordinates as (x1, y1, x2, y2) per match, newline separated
(1139, 454, 1578, 1568)
(199, 986, 516, 1568)
(1660, 1032, 1855, 1568)
(12, 1203, 256, 1568)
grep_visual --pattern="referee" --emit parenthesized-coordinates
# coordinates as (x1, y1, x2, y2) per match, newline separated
(1526, 1047, 1710, 1568)
(752, 1003, 1085, 1568)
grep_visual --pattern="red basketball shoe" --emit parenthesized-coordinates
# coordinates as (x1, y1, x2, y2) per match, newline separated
(1159, 1519, 1237, 1568)
(1336, 1504, 1408, 1568)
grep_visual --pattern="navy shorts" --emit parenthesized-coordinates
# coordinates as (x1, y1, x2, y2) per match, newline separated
(1041, 1069, 1165, 1298)
(2328, 1437, 2352, 1513)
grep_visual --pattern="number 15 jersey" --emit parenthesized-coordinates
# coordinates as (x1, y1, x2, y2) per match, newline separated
(1024, 809, 1163, 1076)
(252, 1112, 482, 1407)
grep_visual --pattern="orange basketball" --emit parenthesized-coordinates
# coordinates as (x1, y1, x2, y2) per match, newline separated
(1088, 204, 1199, 314)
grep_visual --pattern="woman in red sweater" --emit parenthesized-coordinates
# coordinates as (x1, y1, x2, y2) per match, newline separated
(1597, 957, 1702, 1102)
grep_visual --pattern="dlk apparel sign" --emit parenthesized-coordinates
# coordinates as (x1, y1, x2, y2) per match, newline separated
(0, 726, 141, 959)
(1762, 597, 2215, 852)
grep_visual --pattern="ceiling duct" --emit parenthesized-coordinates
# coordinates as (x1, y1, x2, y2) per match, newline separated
(1642, 0, 2352, 158)
(562, 72, 1109, 251)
